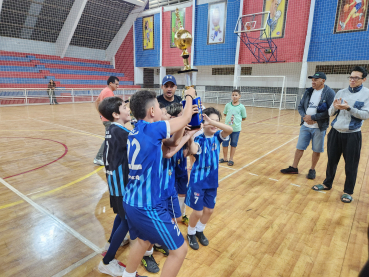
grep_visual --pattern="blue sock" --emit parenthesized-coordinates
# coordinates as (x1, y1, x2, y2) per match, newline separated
(108, 215, 121, 243)
(103, 218, 129, 264)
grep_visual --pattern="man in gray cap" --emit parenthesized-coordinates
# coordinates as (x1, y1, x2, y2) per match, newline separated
(280, 72, 335, 179)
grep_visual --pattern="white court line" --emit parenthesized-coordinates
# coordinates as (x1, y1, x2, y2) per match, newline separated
(219, 136, 299, 183)
(317, 191, 326, 194)
(0, 177, 102, 253)
(290, 183, 301, 187)
(269, 178, 279, 182)
(219, 165, 236, 170)
(249, 173, 258, 176)
(30, 117, 104, 138)
(52, 252, 98, 277)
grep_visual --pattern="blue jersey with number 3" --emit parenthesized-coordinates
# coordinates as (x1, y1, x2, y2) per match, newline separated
(123, 120, 170, 208)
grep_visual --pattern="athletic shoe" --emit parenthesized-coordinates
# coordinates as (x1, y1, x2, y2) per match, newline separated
(121, 235, 129, 246)
(154, 244, 169, 256)
(141, 255, 160, 273)
(94, 158, 104, 166)
(98, 259, 125, 277)
(187, 234, 199, 250)
(307, 169, 316, 180)
(196, 231, 209, 246)
(280, 166, 298, 174)
(182, 215, 189, 226)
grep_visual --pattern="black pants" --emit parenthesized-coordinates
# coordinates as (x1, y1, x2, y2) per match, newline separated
(323, 128, 361, 194)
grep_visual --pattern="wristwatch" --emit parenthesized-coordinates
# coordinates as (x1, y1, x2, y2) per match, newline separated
(346, 107, 351, 112)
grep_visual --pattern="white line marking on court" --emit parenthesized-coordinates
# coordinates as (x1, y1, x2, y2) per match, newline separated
(290, 183, 301, 187)
(26, 187, 49, 196)
(0, 177, 102, 253)
(317, 191, 326, 194)
(269, 178, 279, 182)
(249, 173, 258, 176)
(30, 117, 104, 138)
(219, 165, 236, 170)
(52, 252, 98, 277)
(219, 136, 299, 183)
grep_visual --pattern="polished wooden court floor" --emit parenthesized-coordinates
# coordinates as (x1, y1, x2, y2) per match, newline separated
(0, 102, 369, 277)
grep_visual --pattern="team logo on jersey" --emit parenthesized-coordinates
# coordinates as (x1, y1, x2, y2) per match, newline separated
(168, 170, 172, 176)
(178, 159, 181, 165)
(194, 192, 200, 196)
(212, 143, 217, 151)
(129, 129, 139, 135)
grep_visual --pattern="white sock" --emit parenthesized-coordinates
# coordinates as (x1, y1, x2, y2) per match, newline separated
(188, 225, 196, 235)
(144, 247, 153, 257)
(182, 204, 186, 217)
(123, 270, 136, 277)
(178, 196, 185, 215)
(154, 243, 161, 247)
(196, 221, 206, 232)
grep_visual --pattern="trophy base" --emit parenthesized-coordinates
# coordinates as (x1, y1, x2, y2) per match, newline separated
(189, 125, 202, 130)
(178, 69, 198, 74)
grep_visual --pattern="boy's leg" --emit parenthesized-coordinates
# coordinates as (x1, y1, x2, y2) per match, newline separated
(124, 238, 151, 275)
(222, 138, 229, 161)
(161, 243, 188, 277)
(107, 214, 121, 244)
(102, 218, 129, 264)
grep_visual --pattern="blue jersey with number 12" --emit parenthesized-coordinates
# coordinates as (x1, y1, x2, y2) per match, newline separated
(123, 120, 170, 208)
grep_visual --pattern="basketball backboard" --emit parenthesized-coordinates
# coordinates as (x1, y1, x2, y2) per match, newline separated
(234, 11, 270, 33)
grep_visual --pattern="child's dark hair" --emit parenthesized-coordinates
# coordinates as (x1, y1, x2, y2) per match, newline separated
(166, 103, 183, 117)
(232, 89, 241, 95)
(351, 66, 368, 78)
(159, 102, 166, 109)
(98, 96, 123, 122)
(203, 107, 222, 120)
(130, 90, 157, 120)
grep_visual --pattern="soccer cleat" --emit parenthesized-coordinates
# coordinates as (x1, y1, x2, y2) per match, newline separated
(98, 259, 125, 277)
(154, 244, 169, 256)
(94, 158, 104, 166)
(187, 234, 199, 250)
(196, 231, 209, 246)
(141, 255, 160, 273)
(182, 215, 189, 226)
(307, 169, 316, 180)
(280, 166, 298, 174)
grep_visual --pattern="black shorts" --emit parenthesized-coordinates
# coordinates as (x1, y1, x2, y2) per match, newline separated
(110, 195, 126, 220)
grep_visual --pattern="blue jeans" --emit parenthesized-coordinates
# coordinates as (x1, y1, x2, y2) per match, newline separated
(222, 131, 240, 147)
(296, 125, 326, 153)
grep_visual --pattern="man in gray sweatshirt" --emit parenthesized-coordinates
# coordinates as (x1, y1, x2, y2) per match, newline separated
(312, 66, 369, 203)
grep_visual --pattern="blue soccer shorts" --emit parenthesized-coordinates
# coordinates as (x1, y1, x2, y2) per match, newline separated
(123, 202, 184, 250)
(185, 185, 217, 211)
(175, 176, 188, 195)
(162, 193, 182, 219)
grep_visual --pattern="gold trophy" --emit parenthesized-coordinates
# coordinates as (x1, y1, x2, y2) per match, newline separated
(174, 8, 202, 128)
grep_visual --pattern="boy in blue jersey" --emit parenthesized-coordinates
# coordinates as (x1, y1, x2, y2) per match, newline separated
(186, 107, 233, 250)
(123, 88, 197, 277)
(166, 103, 191, 225)
(97, 97, 145, 277)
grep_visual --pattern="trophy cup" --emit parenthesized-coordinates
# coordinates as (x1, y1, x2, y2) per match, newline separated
(174, 8, 203, 129)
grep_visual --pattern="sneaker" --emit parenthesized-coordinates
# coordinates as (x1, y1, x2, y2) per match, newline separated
(196, 231, 209, 246)
(280, 166, 298, 174)
(307, 169, 316, 180)
(121, 236, 129, 246)
(187, 234, 199, 250)
(141, 255, 160, 273)
(94, 158, 104, 166)
(182, 215, 189, 226)
(154, 244, 169, 256)
(98, 259, 124, 277)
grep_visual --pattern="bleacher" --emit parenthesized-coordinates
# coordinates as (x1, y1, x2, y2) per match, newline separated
(0, 51, 139, 89)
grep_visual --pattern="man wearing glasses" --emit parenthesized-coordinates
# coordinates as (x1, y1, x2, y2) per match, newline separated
(312, 66, 369, 203)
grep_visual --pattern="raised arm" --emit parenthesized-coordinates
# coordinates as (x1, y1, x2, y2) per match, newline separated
(162, 127, 199, 158)
(168, 87, 197, 135)
(203, 114, 233, 137)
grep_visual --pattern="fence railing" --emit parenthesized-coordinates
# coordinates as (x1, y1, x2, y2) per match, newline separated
(0, 88, 296, 109)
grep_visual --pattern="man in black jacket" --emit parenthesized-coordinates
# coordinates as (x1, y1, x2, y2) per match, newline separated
(280, 72, 335, 179)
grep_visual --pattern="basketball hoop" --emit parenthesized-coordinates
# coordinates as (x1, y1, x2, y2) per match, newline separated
(234, 11, 285, 63)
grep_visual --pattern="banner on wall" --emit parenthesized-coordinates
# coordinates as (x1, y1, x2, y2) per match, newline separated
(207, 1, 227, 44)
(261, 0, 288, 39)
(334, 0, 368, 34)
(171, 9, 185, 48)
(143, 16, 154, 50)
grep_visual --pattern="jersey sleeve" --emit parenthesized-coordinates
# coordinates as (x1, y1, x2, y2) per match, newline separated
(145, 121, 170, 142)
(241, 105, 247, 118)
(215, 130, 229, 142)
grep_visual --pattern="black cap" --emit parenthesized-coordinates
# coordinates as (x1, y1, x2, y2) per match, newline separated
(308, 72, 326, 80)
